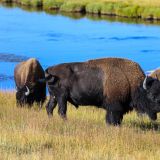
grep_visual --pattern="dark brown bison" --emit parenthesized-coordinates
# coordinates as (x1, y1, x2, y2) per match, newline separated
(45, 58, 160, 125)
(14, 58, 46, 106)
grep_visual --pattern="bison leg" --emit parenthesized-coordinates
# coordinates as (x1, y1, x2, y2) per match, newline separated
(106, 111, 124, 125)
(57, 96, 67, 120)
(46, 96, 57, 117)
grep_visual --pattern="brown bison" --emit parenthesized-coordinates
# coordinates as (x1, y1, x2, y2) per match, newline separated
(45, 58, 160, 125)
(14, 58, 46, 106)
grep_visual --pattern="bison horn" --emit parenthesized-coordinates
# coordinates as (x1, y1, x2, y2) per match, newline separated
(25, 86, 30, 96)
(143, 76, 148, 90)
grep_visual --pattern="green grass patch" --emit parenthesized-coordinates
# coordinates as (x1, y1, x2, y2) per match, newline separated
(1, 0, 160, 19)
(43, 0, 64, 10)
(30, 0, 42, 7)
(101, 2, 116, 15)
(20, 0, 42, 7)
(116, 5, 140, 18)
(86, 2, 102, 14)
(141, 7, 160, 19)
(20, 0, 30, 6)
(60, 1, 86, 12)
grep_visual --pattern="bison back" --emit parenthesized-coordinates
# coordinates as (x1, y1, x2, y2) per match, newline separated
(87, 58, 145, 104)
(14, 58, 45, 87)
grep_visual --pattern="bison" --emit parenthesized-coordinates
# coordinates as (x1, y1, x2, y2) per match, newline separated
(14, 58, 46, 107)
(45, 58, 160, 125)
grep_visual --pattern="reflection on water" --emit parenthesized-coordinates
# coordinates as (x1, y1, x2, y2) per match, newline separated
(0, 3, 160, 89)
(2, 2, 160, 25)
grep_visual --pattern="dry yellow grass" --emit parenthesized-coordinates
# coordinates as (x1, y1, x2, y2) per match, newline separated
(1, 91, 160, 160)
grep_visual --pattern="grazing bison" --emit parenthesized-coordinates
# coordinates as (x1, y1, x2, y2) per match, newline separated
(45, 58, 160, 125)
(14, 58, 46, 106)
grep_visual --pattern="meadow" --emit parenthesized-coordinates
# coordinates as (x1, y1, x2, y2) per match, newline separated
(1, 0, 160, 20)
(0, 91, 160, 159)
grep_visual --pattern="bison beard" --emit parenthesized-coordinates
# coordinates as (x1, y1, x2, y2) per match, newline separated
(45, 58, 160, 125)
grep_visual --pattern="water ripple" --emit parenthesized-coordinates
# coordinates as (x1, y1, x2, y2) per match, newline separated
(141, 50, 160, 53)
(0, 74, 13, 81)
(0, 53, 29, 62)
(109, 36, 158, 41)
(46, 33, 63, 38)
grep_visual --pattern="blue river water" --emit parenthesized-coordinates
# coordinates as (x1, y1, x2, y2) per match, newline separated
(0, 5, 160, 89)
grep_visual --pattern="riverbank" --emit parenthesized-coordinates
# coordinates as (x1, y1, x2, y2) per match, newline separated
(1, 0, 160, 20)
(1, 91, 160, 159)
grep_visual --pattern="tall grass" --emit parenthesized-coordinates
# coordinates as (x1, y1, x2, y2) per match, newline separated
(1, 91, 160, 159)
(1, 0, 160, 19)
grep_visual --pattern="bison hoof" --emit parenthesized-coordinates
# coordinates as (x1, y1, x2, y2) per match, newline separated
(61, 115, 67, 121)
(48, 113, 53, 118)
(148, 112, 157, 121)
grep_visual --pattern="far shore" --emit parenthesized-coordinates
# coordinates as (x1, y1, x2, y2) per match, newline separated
(1, 0, 160, 20)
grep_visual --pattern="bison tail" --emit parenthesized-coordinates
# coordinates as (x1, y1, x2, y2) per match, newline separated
(45, 68, 57, 84)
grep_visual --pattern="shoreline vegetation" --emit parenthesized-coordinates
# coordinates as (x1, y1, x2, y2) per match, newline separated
(1, 91, 160, 159)
(1, 0, 160, 20)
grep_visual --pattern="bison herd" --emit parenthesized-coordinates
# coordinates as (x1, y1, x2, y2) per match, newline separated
(14, 57, 160, 125)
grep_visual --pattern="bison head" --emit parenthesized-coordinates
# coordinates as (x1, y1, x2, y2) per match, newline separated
(133, 76, 160, 121)
(16, 85, 33, 106)
(142, 76, 160, 119)
(143, 76, 160, 104)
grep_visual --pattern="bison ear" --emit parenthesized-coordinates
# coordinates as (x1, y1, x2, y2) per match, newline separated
(143, 76, 156, 90)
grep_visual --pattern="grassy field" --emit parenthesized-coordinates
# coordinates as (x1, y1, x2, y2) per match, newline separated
(1, 91, 160, 159)
(1, 0, 160, 20)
